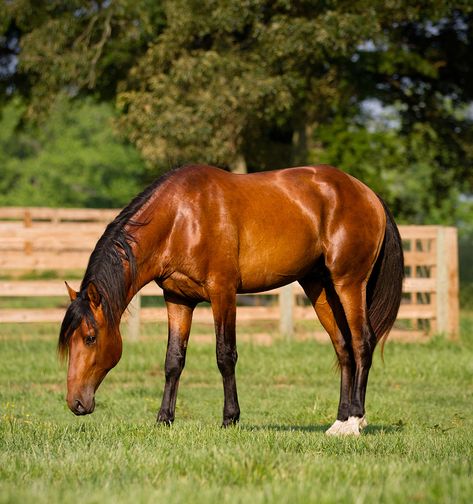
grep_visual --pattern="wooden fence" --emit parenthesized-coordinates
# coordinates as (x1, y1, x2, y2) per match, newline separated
(0, 207, 459, 340)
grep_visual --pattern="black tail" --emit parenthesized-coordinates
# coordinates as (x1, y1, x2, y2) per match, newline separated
(367, 197, 404, 348)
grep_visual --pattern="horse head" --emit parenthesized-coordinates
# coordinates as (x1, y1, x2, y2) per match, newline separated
(59, 281, 122, 415)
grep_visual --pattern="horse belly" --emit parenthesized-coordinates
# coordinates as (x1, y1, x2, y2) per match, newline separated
(238, 225, 320, 293)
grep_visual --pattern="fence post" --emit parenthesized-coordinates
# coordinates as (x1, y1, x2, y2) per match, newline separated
(436, 227, 459, 339)
(445, 227, 459, 339)
(24, 209, 32, 228)
(128, 293, 141, 342)
(279, 283, 294, 339)
(436, 227, 447, 336)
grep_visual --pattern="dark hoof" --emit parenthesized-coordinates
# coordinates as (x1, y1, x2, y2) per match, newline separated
(157, 410, 174, 426)
(221, 415, 240, 428)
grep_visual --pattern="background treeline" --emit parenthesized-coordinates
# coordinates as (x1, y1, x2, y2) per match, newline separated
(1, 0, 472, 302)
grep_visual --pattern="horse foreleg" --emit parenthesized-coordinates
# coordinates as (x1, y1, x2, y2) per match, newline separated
(210, 289, 240, 427)
(157, 294, 195, 425)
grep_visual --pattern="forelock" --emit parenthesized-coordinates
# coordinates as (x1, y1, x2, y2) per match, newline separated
(58, 295, 96, 359)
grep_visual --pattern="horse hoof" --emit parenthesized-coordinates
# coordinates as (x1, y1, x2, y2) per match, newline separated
(156, 411, 174, 426)
(325, 417, 362, 436)
(325, 420, 346, 436)
(221, 417, 240, 428)
(156, 418, 173, 427)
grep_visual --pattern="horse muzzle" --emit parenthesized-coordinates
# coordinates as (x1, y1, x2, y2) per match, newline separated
(67, 393, 95, 416)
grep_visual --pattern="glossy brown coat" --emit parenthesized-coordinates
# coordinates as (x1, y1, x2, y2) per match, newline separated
(59, 165, 403, 432)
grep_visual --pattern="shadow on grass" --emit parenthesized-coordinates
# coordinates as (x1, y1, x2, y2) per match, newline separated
(363, 424, 404, 434)
(241, 423, 403, 434)
(242, 424, 329, 433)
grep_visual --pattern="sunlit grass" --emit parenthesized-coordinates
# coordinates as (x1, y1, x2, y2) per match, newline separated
(1, 316, 472, 503)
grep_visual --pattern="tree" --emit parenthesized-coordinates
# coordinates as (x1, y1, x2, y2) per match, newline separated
(342, 5, 473, 192)
(0, 97, 148, 207)
(0, 0, 165, 113)
(1, 0, 472, 221)
(117, 0, 386, 171)
(310, 3, 473, 224)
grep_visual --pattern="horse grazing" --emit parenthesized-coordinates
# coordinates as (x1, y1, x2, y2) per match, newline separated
(59, 164, 403, 435)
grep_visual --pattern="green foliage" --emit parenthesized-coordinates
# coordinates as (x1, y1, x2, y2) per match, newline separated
(0, 97, 148, 207)
(312, 116, 465, 224)
(1, 0, 472, 226)
(459, 221, 473, 308)
(117, 1, 385, 170)
(1, 0, 165, 113)
(344, 4, 473, 195)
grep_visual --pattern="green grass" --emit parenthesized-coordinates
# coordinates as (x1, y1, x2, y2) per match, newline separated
(1, 316, 473, 503)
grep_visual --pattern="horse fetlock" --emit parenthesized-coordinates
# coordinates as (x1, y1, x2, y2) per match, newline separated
(337, 402, 350, 420)
(222, 401, 240, 427)
(349, 401, 365, 419)
(156, 409, 175, 426)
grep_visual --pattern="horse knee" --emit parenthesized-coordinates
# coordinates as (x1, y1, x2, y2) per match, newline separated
(165, 349, 186, 379)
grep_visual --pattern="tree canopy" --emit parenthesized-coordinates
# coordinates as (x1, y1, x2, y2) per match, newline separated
(1, 0, 472, 224)
(0, 97, 147, 207)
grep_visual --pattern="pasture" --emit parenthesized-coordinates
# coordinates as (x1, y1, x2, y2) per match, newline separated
(1, 316, 473, 504)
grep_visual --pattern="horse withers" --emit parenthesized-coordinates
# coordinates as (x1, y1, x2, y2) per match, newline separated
(59, 165, 403, 436)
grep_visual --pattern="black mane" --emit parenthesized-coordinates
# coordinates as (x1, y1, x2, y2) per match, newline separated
(58, 169, 176, 357)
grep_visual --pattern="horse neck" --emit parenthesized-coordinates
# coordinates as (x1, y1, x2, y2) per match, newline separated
(122, 254, 158, 308)
(122, 218, 170, 307)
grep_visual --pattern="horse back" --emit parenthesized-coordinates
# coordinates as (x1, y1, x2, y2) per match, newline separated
(143, 165, 385, 295)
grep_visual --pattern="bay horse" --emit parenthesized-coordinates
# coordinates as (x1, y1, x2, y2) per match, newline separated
(59, 164, 403, 436)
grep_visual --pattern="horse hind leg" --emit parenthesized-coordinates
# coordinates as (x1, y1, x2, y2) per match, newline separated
(299, 278, 365, 436)
(332, 281, 376, 433)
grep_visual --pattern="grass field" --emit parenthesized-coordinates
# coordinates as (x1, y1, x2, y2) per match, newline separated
(1, 315, 473, 504)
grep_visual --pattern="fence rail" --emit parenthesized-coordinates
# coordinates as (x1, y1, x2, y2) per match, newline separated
(0, 207, 459, 340)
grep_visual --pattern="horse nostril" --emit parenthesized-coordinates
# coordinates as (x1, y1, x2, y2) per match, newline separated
(70, 396, 95, 416)
(74, 400, 86, 415)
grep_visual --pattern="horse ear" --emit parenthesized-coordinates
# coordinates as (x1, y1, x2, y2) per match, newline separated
(86, 282, 101, 308)
(65, 281, 78, 301)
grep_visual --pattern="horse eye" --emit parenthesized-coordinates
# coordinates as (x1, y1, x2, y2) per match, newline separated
(85, 335, 96, 346)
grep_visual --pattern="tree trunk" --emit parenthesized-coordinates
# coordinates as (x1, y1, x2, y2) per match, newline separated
(230, 153, 248, 174)
(291, 121, 312, 166)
